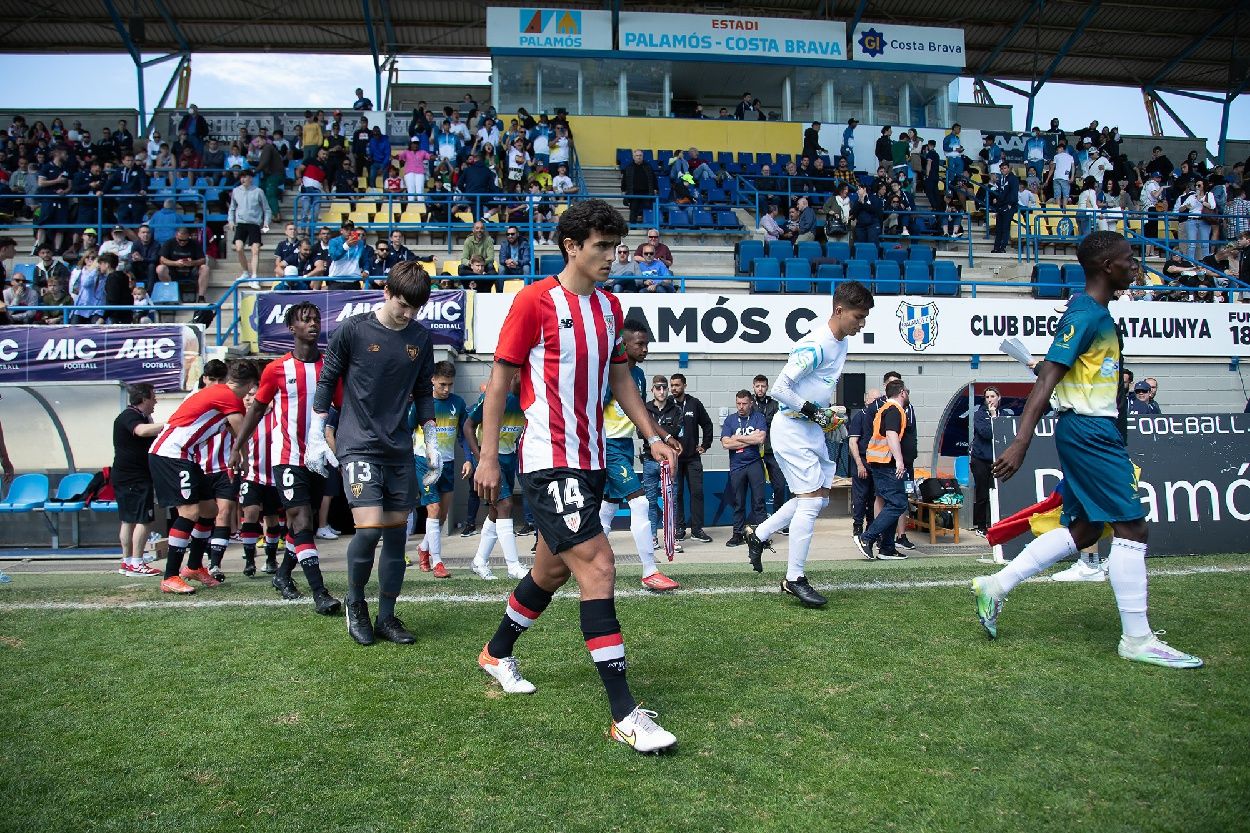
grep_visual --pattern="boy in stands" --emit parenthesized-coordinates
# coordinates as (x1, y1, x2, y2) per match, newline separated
(149, 360, 259, 594)
(411, 360, 470, 579)
(745, 280, 875, 607)
(473, 199, 681, 753)
(598, 317, 681, 591)
(307, 262, 438, 646)
(974, 231, 1202, 669)
(231, 302, 343, 615)
(464, 375, 529, 581)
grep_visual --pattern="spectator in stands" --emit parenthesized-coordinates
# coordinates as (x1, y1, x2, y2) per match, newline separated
(129, 224, 160, 286)
(1179, 179, 1216, 259)
(499, 225, 531, 277)
(295, 148, 330, 230)
(107, 153, 148, 228)
(621, 149, 657, 225)
(229, 169, 271, 285)
(1076, 176, 1100, 237)
(224, 143, 246, 171)
(822, 183, 851, 240)
(1085, 147, 1112, 184)
(841, 118, 858, 170)
(670, 373, 714, 543)
(1129, 381, 1160, 415)
(1145, 145, 1175, 180)
(462, 219, 495, 265)
(34, 244, 69, 290)
(802, 121, 827, 161)
(551, 162, 576, 196)
(793, 196, 818, 242)
(3, 269, 38, 323)
(0, 237, 14, 286)
(35, 144, 72, 255)
(637, 245, 674, 292)
(721, 390, 768, 548)
(734, 93, 756, 121)
(1229, 185, 1250, 238)
(326, 221, 366, 288)
(98, 252, 131, 324)
(177, 105, 209, 155)
(256, 135, 285, 220)
(851, 183, 884, 244)
(990, 161, 1020, 253)
(39, 272, 73, 324)
(146, 198, 178, 245)
(875, 127, 894, 173)
(609, 243, 642, 292)
(383, 164, 403, 206)
(71, 162, 107, 249)
(362, 239, 389, 288)
(68, 249, 102, 322)
(353, 87, 373, 111)
(759, 202, 786, 241)
(398, 139, 430, 204)
(942, 124, 963, 186)
(458, 254, 499, 292)
(147, 141, 172, 183)
(299, 110, 324, 163)
(387, 230, 414, 266)
(635, 228, 672, 268)
(100, 225, 134, 266)
(272, 222, 301, 278)
(201, 139, 226, 173)
(156, 226, 209, 301)
(1019, 181, 1042, 213)
(366, 127, 391, 188)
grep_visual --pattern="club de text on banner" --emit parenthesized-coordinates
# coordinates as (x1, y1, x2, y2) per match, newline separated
(252, 290, 471, 353)
(618, 12, 847, 62)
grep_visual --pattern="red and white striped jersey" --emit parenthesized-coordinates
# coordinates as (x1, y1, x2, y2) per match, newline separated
(243, 408, 276, 486)
(256, 352, 335, 468)
(494, 276, 625, 474)
(194, 430, 233, 475)
(151, 384, 245, 462)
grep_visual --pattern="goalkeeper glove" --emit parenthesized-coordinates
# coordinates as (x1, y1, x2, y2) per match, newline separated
(421, 423, 441, 487)
(305, 412, 338, 476)
(800, 401, 836, 428)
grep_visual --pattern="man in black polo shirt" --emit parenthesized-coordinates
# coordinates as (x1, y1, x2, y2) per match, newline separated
(113, 383, 165, 577)
(272, 222, 302, 278)
(156, 226, 210, 301)
(36, 145, 72, 255)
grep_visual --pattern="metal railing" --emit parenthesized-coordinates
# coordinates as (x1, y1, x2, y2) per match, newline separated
(0, 192, 209, 242)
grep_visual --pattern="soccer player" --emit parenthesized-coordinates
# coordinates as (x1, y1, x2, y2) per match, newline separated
(149, 361, 259, 594)
(410, 361, 469, 579)
(231, 302, 343, 615)
(233, 387, 282, 579)
(598, 318, 680, 591)
(473, 199, 681, 753)
(307, 262, 437, 646)
(973, 231, 1202, 668)
(744, 281, 874, 608)
(464, 375, 529, 581)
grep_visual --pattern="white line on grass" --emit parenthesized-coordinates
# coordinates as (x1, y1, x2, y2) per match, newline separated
(1, 562, 1247, 612)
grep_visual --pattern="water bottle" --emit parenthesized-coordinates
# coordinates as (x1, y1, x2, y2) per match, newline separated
(141, 531, 161, 563)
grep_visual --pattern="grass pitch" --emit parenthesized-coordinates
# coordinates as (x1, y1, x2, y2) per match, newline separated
(1, 556, 1247, 833)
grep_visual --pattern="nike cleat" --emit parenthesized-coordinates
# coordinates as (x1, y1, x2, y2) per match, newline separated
(313, 588, 342, 615)
(610, 707, 676, 754)
(1118, 633, 1203, 669)
(432, 562, 450, 579)
(972, 576, 1003, 639)
(345, 600, 375, 645)
(179, 566, 221, 588)
(478, 645, 536, 694)
(781, 576, 827, 608)
(374, 616, 416, 644)
(1051, 559, 1106, 583)
(471, 557, 496, 580)
(417, 545, 431, 572)
(743, 526, 774, 573)
(159, 576, 196, 594)
(506, 563, 529, 581)
(272, 574, 302, 600)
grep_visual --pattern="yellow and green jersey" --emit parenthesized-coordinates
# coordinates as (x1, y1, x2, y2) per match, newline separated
(603, 365, 647, 440)
(467, 392, 526, 456)
(1045, 293, 1121, 419)
(412, 393, 467, 464)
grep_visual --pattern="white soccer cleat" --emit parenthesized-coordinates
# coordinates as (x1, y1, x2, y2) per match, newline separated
(471, 557, 497, 580)
(1051, 559, 1106, 582)
(1118, 632, 1204, 669)
(478, 646, 536, 693)
(506, 563, 529, 580)
(610, 707, 677, 754)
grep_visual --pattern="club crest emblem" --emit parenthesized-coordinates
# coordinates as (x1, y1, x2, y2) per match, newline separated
(407, 345, 419, 361)
(563, 511, 581, 532)
(896, 301, 939, 352)
(180, 487, 191, 500)
(367, 343, 380, 352)
(283, 488, 295, 501)
(350, 483, 363, 498)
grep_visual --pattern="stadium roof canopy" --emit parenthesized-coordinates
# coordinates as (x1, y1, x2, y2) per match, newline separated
(1, 0, 1245, 95)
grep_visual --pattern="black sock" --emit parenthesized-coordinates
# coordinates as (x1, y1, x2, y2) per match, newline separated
(241, 521, 262, 560)
(164, 516, 196, 578)
(187, 517, 213, 570)
(377, 526, 407, 620)
(277, 548, 297, 580)
(581, 598, 636, 722)
(487, 573, 554, 659)
(346, 527, 382, 604)
(208, 525, 230, 569)
(264, 524, 281, 561)
(292, 529, 325, 593)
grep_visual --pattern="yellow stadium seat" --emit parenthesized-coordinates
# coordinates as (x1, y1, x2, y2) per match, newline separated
(348, 210, 373, 224)
(440, 258, 461, 275)
(454, 211, 474, 224)
(554, 203, 568, 215)
(503, 279, 525, 294)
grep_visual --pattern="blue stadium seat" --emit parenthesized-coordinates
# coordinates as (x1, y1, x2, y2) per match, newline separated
(775, 153, 792, 166)
(717, 152, 733, 165)
(715, 211, 739, 229)
(908, 245, 935, 263)
(932, 261, 961, 296)
(845, 260, 872, 285)
(902, 261, 931, 295)
(825, 241, 851, 262)
(755, 153, 773, 166)
(783, 258, 812, 293)
(616, 149, 631, 168)
(1062, 263, 1085, 294)
(737, 240, 765, 275)
(752, 258, 782, 293)
(11, 263, 36, 282)
(722, 179, 739, 199)
(766, 239, 794, 261)
(1033, 263, 1064, 299)
(656, 180, 671, 198)
(883, 245, 908, 264)
(668, 208, 692, 228)
(152, 281, 181, 304)
(0, 473, 49, 512)
(707, 188, 728, 204)
(45, 472, 94, 513)
(641, 150, 654, 163)
(795, 241, 823, 264)
(853, 242, 879, 263)
(642, 209, 656, 227)
(737, 152, 754, 165)
(874, 261, 902, 295)
(815, 262, 844, 292)
(693, 209, 714, 228)
(538, 254, 565, 276)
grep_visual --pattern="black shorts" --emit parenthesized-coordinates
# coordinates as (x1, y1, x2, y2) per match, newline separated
(340, 455, 415, 512)
(149, 455, 212, 508)
(238, 479, 281, 515)
(274, 464, 325, 510)
(207, 470, 239, 501)
(521, 467, 608, 555)
(114, 480, 155, 524)
(233, 222, 263, 247)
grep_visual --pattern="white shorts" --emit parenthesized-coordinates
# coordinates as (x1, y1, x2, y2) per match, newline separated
(769, 414, 835, 495)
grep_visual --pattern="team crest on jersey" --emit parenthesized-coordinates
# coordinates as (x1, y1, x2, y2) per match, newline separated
(351, 483, 363, 498)
(406, 345, 419, 361)
(180, 487, 191, 500)
(896, 301, 939, 352)
(367, 344, 381, 352)
(283, 488, 295, 501)
(563, 511, 581, 532)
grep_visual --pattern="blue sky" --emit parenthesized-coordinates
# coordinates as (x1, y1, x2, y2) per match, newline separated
(0, 52, 1243, 154)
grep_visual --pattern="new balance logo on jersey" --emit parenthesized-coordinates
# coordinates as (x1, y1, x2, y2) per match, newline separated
(559, 318, 574, 329)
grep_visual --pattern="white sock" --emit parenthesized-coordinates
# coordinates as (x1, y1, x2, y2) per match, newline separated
(628, 495, 658, 578)
(474, 519, 498, 564)
(757, 497, 800, 541)
(1078, 550, 1102, 569)
(598, 500, 616, 535)
(785, 497, 827, 582)
(993, 527, 1078, 597)
(1106, 538, 1152, 639)
(496, 518, 520, 567)
(428, 522, 443, 566)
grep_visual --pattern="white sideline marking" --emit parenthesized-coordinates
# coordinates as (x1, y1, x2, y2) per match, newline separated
(1, 563, 1247, 613)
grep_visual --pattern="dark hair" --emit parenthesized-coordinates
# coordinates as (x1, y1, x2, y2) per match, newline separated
(1077, 230, 1127, 271)
(432, 360, 456, 378)
(736, 389, 752, 400)
(226, 360, 260, 387)
(0, 236, 15, 249)
(96, 252, 119, 269)
(883, 370, 902, 383)
(200, 359, 228, 386)
(885, 379, 906, 398)
(621, 318, 650, 339)
(1122, 368, 1135, 382)
(127, 382, 154, 405)
(833, 279, 875, 311)
(984, 385, 1001, 398)
(753, 374, 768, 384)
(386, 260, 431, 309)
(283, 301, 321, 327)
(554, 199, 628, 264)
(669, 372, 687, 384)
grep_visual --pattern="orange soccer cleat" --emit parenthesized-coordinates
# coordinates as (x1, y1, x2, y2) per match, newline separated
(432, 561, 450, 579)
(179, 566, 221, 588)
(641, 572, 680, 592)
(160, 576, 196, 594)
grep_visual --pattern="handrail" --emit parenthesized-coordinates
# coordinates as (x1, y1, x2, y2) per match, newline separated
(0, 192, 209, 246)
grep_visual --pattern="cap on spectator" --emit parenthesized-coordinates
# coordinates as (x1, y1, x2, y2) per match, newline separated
(239, 169, 254, 177)
(534, 159, 546, 167)
(1150, 170, 1162, 177)
(1133, 381, 1151, 392)
(848, 118, 859, 124)
(112, 225, 125, 232)
(82, 228, 97, 236)
(284, 265, 299, 276)
(1089, 148, 1099, 156)
(333, 109, 342, 116)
